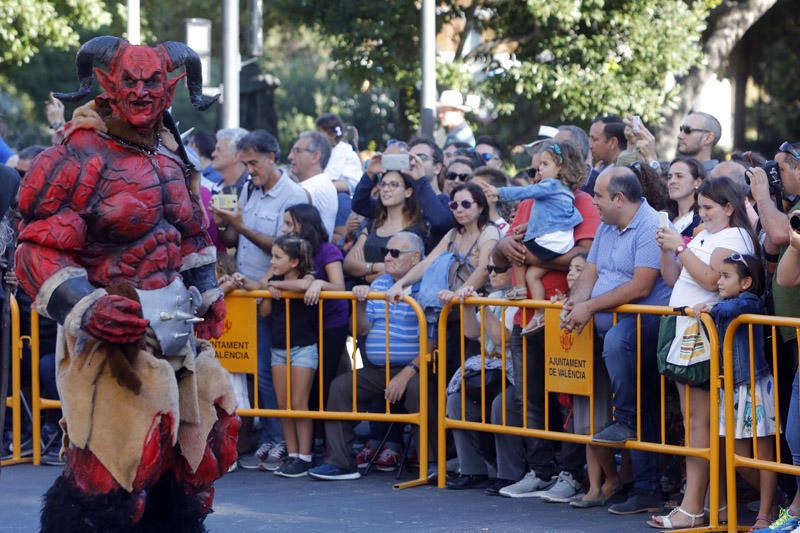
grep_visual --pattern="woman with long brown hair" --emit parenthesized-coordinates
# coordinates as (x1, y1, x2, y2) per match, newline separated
(343, 170, 427, 282)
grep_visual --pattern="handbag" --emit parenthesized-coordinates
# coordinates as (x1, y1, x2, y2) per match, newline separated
(657, 314, 711, 385)
(463, 367, 504, 401)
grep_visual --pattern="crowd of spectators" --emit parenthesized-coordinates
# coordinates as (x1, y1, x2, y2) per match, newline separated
(4, 90, 800, 532)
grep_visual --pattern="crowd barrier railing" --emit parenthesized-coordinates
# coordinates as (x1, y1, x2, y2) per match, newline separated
(223, 289, 431, 489)
(722, 315, 800, 533)
(436, 297, 727, 531)
(1, 294, 26, 466)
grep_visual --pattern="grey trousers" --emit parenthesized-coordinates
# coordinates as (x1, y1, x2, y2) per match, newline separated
(446, 392, 493, 476)
(323, 365, 436, 469)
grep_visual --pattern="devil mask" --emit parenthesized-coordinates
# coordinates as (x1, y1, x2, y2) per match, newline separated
(54, 36, 218, 128)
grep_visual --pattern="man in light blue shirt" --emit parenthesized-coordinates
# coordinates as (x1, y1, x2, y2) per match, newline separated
(562, 166, 670, 514)
(212, 130, 308, 467)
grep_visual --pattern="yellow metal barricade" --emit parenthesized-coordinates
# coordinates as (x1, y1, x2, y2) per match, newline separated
(1, 294, 27, 466)
(223, 290, 430, 489)
(722, 315, 800, 533)
(436, 298, 726, 532)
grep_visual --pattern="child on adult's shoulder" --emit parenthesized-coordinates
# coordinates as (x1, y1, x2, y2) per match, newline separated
(484, 141, 585, 336)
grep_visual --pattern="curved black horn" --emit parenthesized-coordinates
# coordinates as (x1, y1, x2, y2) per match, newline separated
(161, 41, 219, 111)
(53, 36, 124, 102)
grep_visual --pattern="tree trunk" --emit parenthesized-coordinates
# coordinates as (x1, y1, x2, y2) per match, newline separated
(655, 0, 778, 157)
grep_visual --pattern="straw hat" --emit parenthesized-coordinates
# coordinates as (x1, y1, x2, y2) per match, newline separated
(437, 89, 470, 112)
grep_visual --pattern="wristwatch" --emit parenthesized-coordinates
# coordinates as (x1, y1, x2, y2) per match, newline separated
(407, 361, 419, 373)
(674, 244, 687, 256)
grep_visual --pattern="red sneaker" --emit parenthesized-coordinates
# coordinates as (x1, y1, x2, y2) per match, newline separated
(374, 448, 401, 472)
(355, 445, 377, 469)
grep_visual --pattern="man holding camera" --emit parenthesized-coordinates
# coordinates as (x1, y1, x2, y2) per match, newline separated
(749, 141, 800, 531)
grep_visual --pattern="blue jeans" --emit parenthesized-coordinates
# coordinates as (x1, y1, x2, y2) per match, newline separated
(257, 316, 283, 445)
(600, 314, 660, 492)
(786, 369, 800, 492)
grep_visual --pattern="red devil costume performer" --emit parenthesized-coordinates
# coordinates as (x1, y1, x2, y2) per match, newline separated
(15, 36, 240, 532)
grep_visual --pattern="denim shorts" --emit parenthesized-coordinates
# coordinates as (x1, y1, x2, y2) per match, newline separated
(271, 344, 318, 369)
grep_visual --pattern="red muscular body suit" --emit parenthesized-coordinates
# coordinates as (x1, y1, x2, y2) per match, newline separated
(15, 36, 239, 532)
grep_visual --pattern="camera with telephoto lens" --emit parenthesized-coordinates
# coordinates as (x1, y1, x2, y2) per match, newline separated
(744, 159, 783, 195)
(791, 213, 800, 233)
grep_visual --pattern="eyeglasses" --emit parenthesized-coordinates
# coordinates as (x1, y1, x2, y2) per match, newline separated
(728, 253, 751, 274)
(449, 199, 474, 210)
(290, 145, 315, 155)
(487, 264, 510, 274)
(381, 247, 414, 258)
(378, 180, 403, 190)
(447, 172, 471, 182)
(778, 141, 800, 161)
(477, 152, 498, 162)
(679, 125, 710, 135)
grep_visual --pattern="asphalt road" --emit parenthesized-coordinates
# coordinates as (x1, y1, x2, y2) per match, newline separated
(0, 463, 660, 532)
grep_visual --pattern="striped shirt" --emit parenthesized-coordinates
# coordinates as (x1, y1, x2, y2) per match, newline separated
(365, 274, 421, 366)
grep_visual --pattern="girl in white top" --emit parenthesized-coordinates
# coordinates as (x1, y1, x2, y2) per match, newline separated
(651, 177, 759, 529)
(316, 113, 363, 194)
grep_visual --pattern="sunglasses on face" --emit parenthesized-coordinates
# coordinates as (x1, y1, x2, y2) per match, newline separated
(778, 141, 800, 161)
(487, 264, 510, 274)
(449, 199, 474, 210)
(386, 139, 409, 151)
(679, 125, 710, 135)
(478, 152, 498, 162)
(381, 247, 414, 258)
(447, 172, 471, 182)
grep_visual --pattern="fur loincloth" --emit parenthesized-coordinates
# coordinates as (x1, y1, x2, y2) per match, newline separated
(55, 295, 236, 492)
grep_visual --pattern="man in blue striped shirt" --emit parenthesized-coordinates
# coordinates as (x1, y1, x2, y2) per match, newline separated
(309, 232, 426, 480)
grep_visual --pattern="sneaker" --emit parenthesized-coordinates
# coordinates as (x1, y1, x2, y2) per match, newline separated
(498, 470, 553, 498)
(536, 471, 582, 503)
(274, 457, 312, 478)
(355, 445, 377, 469)
(239, 442, 275, 470)
(593, 422, 637, 444)
(259, 441, 287, 471)
(40, 447, 65, 467)
(607, 490, 663, 515)
(374, 448, 401, 472)
(753, 508, 800, 532)
(308, 463, 361, 481)
(485, 478, 516, 496)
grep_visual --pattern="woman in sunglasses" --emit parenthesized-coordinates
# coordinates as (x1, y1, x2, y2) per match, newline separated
(653, 177, 759, 529)
(388, 182, 499, 307)
(442, 157, 476, 197)
(343, 170, 426, 284)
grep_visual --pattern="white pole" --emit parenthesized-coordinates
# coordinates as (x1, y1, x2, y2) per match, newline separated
(127, 0, 141, 45)
(222, 0, 240, 128)
(420, 0, 436, 139)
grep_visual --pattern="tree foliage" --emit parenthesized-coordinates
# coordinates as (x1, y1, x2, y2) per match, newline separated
(269, 0, 722, 140)
(0, 0, 111, 65)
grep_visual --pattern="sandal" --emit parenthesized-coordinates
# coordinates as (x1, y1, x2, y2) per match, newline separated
(507, 287, 528, 300)
(647, 507, 706, 529)
(704, 504, 728, 525)
(749, 516, 772, 532)
(520, 314, 545, 336)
